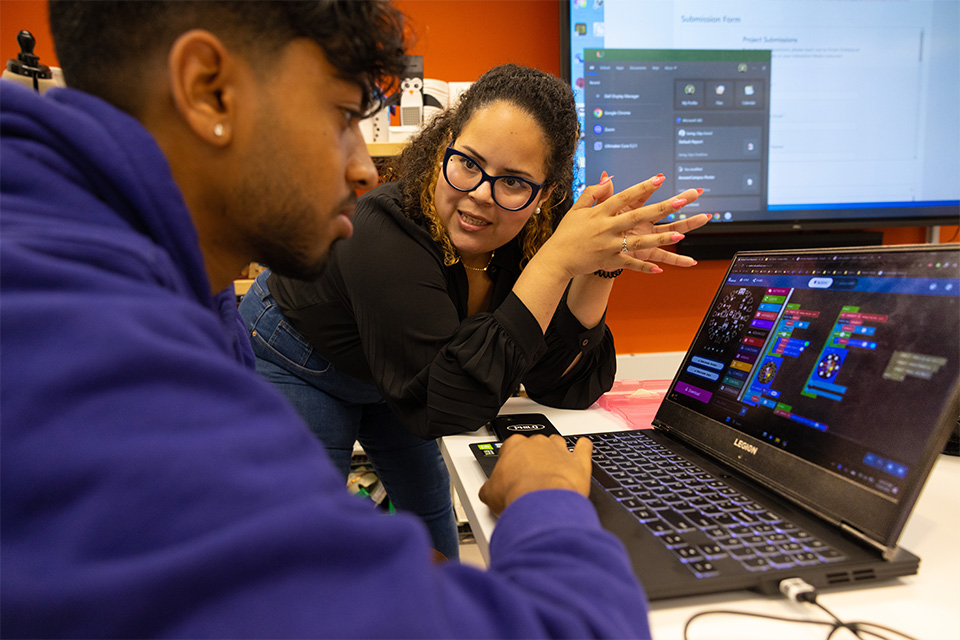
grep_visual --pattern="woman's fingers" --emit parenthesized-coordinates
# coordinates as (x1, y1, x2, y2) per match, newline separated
(573, 171, 613, 207)
(554, 174, 708, 277)
(622, 249, 698, 273)
(572, 174, 615, 210)
(612, 188, 704, 233)
(593, 173, 666, 215)
(658, 212, 712, 235)
(623, 213, 712, 250)
(615, 213, 711, 272)
(638, 248, 699, 268)
(625, 230, 688, 252)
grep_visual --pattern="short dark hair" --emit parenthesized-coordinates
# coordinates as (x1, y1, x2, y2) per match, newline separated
(49, 0, 408, 117)
(387, 64, 579, 266)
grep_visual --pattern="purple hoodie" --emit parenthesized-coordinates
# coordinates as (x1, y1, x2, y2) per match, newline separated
(0, 82, 651, 639)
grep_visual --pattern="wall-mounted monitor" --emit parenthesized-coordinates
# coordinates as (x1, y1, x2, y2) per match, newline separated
(561, 0, 959, 255)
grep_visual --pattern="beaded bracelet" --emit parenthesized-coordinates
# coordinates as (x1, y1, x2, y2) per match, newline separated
(594, 268, 623, 278)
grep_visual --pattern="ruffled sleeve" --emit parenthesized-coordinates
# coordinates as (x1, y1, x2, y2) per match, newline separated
(523, 288, 617, 409)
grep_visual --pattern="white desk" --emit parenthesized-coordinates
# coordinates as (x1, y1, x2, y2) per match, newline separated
(440, 356, 960, 640)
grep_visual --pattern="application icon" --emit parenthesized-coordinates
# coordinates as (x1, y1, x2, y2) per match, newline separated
(593, 141, 603, 151)
(594, 108, 603, 117)
(574, 22, 587, 35)
(593, 124, 603, 134)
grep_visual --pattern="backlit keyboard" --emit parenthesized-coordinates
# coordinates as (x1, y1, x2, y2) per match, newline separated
(567, 431, 847, 579)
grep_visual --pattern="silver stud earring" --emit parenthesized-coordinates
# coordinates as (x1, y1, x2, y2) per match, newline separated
(535, 207, 541, 215)
(213, 123, 224, 138)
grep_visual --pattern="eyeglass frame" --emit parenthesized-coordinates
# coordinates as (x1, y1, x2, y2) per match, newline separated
(441, 146, 544, 212)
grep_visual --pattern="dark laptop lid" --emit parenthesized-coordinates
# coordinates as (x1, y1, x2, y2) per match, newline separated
(654, 244, 960, 557)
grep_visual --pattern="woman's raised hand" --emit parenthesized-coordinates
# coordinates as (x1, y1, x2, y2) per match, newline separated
(548, 173, 711, 278)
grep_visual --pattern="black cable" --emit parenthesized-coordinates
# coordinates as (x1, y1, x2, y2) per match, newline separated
(683, 608, 919, 640)
(813, 599, 865, 640)
(682, 608, 843, 639)
(842, 621, 920, 640)
(807, 585, 918, 640)
(681, 578, 921, 640)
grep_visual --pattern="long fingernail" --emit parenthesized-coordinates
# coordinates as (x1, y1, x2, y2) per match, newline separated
(696, 188, 704, 195)
(672, 198, 687, 209)
(652, 174, 665, 185)
(650, 266, 663, 274)
(600, 171, 613, 185)
(671, 232, 685, 242)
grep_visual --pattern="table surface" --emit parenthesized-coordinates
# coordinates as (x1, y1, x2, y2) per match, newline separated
(440, 364, 960, 639)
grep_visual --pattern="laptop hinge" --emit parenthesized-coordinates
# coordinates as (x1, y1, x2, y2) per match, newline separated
(840, 522, 896, 560)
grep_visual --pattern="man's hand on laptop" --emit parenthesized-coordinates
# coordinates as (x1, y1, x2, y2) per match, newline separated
(479, 435, 593, 515)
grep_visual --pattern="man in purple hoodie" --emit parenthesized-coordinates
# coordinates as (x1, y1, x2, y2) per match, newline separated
(0, 1, 652, 637)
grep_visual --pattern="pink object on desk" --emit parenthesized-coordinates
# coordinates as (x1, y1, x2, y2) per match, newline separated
(597, 379, 671, 430)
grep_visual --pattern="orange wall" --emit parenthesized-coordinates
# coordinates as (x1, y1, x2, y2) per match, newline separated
(394, 0, 561, 79)
(0, 0, 562, 80)
(1, 1, 55, 71)
(4, 0, 956, 354)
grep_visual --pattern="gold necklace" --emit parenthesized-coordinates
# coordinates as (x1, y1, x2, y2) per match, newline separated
(460, 250, 495, 272)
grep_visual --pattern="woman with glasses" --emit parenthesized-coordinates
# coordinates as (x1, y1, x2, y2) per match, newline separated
(238, 64, 708, 560)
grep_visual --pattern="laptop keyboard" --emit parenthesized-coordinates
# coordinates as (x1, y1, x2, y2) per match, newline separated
(568, 431, 847, 579)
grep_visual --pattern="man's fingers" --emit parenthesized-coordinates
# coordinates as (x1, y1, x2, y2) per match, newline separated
(571, 436, 593, 462)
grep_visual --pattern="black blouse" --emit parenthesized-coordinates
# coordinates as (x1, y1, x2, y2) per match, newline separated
(267, 181, 616, 439)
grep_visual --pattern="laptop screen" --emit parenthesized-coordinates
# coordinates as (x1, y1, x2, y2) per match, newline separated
(663, 245, 959, 504)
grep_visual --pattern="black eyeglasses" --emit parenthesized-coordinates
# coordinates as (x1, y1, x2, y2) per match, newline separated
(442, 146, 543, 212)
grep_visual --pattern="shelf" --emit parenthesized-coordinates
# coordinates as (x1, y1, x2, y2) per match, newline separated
(366, 142, 406, 157)
(234, 278, 253, 296)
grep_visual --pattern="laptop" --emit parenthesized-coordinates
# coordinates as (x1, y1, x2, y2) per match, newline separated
(471, 244, 960, 600)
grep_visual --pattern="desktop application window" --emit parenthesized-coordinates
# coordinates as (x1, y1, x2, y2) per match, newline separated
(584, 49, 771, 223)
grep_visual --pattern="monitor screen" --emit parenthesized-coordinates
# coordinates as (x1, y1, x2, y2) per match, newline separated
(562, 0, 960, 234)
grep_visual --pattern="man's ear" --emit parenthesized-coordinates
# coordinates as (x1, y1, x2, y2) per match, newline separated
(166, 30, 237, 146)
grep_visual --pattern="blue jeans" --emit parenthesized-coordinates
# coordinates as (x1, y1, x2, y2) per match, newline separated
(237, 271, 459, 560)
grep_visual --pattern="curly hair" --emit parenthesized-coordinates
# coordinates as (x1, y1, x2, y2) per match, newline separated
(385, 64, 579, 266)
(49, 0, 408, 119)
